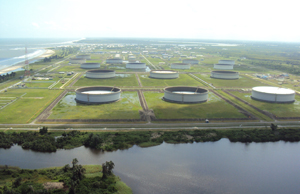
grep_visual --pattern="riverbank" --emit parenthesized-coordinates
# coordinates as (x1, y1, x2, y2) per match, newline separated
(1, 127, 300, 152)
(0, 49, 55, 75)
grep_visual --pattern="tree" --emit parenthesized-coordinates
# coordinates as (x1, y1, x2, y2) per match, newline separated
(102, 161, 115, 179)
(39, 126, 48, 135)
(68, 158, 86, 194)
(271, 123, 278, 131)
(12, 177, 22, 188)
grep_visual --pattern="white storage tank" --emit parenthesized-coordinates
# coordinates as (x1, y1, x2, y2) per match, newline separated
(214, 63, 234, 70)
(86, 70, 115, 79)
(211, 71, 239, 80)
(106, 58, 123, 64)
(80, 63, 100, 69)
(149, 70, 179, 79)
(218, 60, 235, 65)
(163, 86, 208, 103)
(75, 86, 121, 104)
(69, 58, 86, 64)
(182, 59, 199, 64)
(76, 55, 91, 59)
(251, 86, 295, 103)
(171, 63, 190, 69)
(126, 62, 146, 69)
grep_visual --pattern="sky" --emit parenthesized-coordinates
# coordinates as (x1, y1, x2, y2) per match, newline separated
(0, 0, 300, 42)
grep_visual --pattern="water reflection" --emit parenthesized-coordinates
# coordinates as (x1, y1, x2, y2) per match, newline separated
(1, 139, 300, 194)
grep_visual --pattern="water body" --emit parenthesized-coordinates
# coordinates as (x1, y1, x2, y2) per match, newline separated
(1, 139, 300, 194)
(0, 38, 82, 71)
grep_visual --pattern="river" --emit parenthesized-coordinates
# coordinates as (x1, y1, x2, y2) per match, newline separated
(1, 138, 300, 194)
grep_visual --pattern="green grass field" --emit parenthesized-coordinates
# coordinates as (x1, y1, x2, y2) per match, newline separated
(144, 91, 247, 119)
(194, 73, 266, 88)
(0, 89, 62, 123)
(55, 64, 88, 72)
(48, 91, 142, 120)
(230, 91, 300, 117)
(139, 74, 204, 87)
(73, 74, 139, 87)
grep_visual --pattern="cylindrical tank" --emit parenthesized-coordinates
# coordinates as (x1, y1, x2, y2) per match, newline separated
(214, 64, 234, 70)
(106, 58, 123, 64)
(149, 70, 179, 79)
(80, 63, 100, 69)
(251, 86, 295, 103)
(69, 58, 86, 64)
(126, 62, 146, 69)
(75, 86, 121, 104)
(182, 59, 199, 64)
(171, 63, 190, 69)
(86, 70, 115, 79)
(218, 60, 235, 65)
(76, 55, 91, 59)
(210, 71, 239, 79)
(163, 86, 208, 103)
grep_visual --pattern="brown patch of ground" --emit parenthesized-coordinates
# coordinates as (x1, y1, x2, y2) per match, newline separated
(43, 182, 64, 190)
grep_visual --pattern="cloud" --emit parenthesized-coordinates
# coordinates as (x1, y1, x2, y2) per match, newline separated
(32, 22, 39, 28)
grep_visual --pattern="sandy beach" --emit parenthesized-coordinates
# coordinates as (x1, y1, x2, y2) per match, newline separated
(0, 49, 55, 75)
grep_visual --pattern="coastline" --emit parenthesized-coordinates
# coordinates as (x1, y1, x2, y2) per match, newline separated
(0, 49, 55, 75)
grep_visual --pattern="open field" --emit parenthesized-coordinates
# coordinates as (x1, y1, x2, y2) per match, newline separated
(230, 91, 300, 117)
(0, 89, 62, 123)
(73, 73, 139, 87)
(48, 91, 142, 120)
(144, 91, 247, 119)
(139, 74, 204, 87)
(194, 73, 266, 88)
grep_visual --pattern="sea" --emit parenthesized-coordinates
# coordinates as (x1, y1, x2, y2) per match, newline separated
(0, 38, 83, 73)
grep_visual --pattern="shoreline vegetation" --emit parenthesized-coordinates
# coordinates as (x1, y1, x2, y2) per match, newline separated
(0, 159, 132, 194)
(1, 127, 300, 152)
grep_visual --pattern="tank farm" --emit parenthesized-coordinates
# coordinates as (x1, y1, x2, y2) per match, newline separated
(35, 52, 300, 124)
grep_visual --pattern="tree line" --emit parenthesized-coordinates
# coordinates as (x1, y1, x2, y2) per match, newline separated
(1, 126, 300, 152)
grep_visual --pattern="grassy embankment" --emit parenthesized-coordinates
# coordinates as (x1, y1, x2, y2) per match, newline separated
(48, 92, 142, 120)
(144, 91, 247, 119)
(230, 91, 300, 118)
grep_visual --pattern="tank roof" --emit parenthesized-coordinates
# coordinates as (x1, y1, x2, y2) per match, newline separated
(252, 86, 295, 95)
(164, 86, 208, 94)
(151, 70, 177, 74)
(172, 63, 189, 65)
(87, 69, 115, 73)
(212, 71, 238, 74)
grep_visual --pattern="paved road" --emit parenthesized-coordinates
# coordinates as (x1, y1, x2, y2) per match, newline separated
(1, 120, 300, 130)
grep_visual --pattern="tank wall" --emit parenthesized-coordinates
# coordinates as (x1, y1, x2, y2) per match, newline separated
(69, 59, 86, 64)
(76, 92, 120, 103)
(86, 71, 115, 78)
(276, 93, 295, 102)
(214, 64, 233, 70)
(182, 60, 199, 64)
(171, 64, 190, 69)
(126, 63, 146, 69)
(211, 72, 239, 79)
(164, 91, 208, 103)
(150, 72, 179, 79)
(218, 60, 235, 65)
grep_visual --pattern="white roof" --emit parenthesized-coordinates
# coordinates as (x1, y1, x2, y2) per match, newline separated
(82, 91, 113, 94)
(252, 86, 295, 95)
(152, 71, 176, 74)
